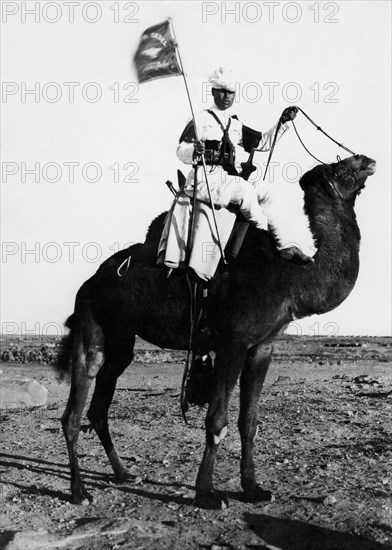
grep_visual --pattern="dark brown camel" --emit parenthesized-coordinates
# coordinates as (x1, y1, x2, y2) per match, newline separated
(58, 154, 375, 509)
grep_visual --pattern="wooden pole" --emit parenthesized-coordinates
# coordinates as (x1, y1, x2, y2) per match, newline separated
(169, 18, 227, 264)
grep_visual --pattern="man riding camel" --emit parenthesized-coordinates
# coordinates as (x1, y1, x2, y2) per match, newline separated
(177, 66, 300, 234)
(158, 66, 313, 280)
(159, 66, 313, 381)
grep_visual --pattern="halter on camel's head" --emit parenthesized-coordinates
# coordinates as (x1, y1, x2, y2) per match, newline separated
(300, 154, 376, 201)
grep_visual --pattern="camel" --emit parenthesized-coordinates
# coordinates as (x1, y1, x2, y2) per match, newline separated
(58, 154, 376, 509)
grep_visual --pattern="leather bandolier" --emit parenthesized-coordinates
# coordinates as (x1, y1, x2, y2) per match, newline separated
(178, 110, 262, 177)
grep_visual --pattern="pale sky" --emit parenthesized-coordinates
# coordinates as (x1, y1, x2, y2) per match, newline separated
(1, 0, 391, 337)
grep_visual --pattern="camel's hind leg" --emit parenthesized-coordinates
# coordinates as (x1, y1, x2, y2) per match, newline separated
(195, 341, 248, 509)
(87, 335, 135, 481)
(238, 343, 274, 502)
(61, 320, 104, 504)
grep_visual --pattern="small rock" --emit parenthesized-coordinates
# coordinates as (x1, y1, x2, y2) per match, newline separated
(0, 379, 48, 408)
(354, 375, 371, 384)
(277, 375, 293, 383)
(129, 454, 142, 463)
(133, 476, 143, 485)
(323, 495, 338, 505)
(218, 499, 228, 510)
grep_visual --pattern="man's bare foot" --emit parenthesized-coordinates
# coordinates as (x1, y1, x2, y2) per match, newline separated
(279, 246, 314, 264)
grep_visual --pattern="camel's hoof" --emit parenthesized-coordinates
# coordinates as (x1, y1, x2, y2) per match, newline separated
(71, 488, 93, 505)
(114, 470, 132, 483)
(114, 471, 143, 484)
(194, 491, 229, 510)
(243, 486, 275, 503)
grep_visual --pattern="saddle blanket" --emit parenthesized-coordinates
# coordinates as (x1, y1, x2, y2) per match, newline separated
(157, 191, 236, 280)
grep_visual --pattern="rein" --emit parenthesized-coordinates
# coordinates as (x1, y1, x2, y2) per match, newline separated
(263, 107, 357, 180)
(296, 107, 356, 156)
(291, 119, 324, 164)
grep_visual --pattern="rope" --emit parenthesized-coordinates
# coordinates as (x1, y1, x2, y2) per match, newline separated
(291, 120, 324, 164)
(117, 256, 132, 277)
(296, 107, 356, 155)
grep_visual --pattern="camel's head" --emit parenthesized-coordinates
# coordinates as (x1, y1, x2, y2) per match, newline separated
(300, 155, 376, 202)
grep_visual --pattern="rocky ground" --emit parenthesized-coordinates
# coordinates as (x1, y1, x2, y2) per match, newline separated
(0, 336, 391, 550)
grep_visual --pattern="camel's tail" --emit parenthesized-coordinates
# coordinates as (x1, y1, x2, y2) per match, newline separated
(54, 314, 74, 381)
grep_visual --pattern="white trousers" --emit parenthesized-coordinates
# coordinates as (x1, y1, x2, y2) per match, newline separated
(184, 165, 270, 230)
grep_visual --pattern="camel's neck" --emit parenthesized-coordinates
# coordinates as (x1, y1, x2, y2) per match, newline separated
(293, 187, 360, 319)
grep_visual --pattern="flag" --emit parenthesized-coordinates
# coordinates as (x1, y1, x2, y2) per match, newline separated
(133, 20, 182, 84)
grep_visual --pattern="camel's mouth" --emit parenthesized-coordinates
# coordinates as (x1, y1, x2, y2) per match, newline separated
(365, 161, 376, 176)
(356, 160, 376, 194)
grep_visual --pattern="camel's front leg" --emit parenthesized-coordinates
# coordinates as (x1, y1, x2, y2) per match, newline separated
(238, 343, 274, 502)
(195, 342, 248, 509)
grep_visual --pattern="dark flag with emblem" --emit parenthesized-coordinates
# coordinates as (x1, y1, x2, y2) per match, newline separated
(133, 20, 182, 84)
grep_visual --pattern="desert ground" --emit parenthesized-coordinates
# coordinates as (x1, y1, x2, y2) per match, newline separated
(0, 335, 391, 550)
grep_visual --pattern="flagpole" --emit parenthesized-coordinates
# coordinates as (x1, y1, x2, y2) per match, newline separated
(168, 18, 227, 265)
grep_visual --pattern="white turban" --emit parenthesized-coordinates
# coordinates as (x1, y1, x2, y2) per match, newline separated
(208, 67, 236, 92)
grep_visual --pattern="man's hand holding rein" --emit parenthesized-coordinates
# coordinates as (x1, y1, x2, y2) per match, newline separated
(280, 106, 299, 124)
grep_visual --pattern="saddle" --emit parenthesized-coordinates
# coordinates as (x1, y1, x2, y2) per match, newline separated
(159, 170, 250, 276)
